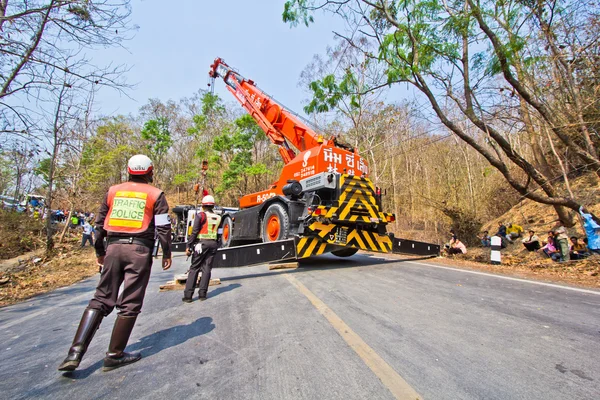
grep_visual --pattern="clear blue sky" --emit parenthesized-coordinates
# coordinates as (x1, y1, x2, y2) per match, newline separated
(94, 0, 346, 117)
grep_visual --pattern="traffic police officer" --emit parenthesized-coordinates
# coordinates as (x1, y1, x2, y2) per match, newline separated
(58, 154, 172, 372)
(182, 195, 221, 302)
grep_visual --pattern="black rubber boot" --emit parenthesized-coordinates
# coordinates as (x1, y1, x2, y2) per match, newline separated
(58, 308, 104, 371)
(102, 315, 141, 372)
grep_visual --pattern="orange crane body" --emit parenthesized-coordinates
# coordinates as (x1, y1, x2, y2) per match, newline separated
(209, 58, 368, 209)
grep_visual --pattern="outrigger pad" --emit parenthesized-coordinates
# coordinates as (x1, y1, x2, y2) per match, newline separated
(391, 237, 440, 256)
(212, 239, 297, 268)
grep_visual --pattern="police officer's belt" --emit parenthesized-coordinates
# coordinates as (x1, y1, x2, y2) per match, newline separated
(107, 237, 154, 248)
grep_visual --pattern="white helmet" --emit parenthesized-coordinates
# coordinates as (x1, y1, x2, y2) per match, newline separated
(128, 154, 153, 175)
(201, 195, 215, 206)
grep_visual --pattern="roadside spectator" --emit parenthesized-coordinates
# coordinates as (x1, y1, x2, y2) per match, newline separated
(506, 223, 524, 241)
(580, 207, 600, 256)
(70, 214, 79, 228)
(542, 230, 555, 246)
(569, 236, 589, 260)
(33, 208, 40, 219)
(81, 219, 94, 247)
(479, 230, 491, 247)
(445, 239, 467, 255)
(522, 230, 541, 251)
(541, 236, 559, 259)
(449, 229, 458, 244)
(495, 222, 509, 248)
(495, 222, 506, 238)
(554, 226, 570, 262)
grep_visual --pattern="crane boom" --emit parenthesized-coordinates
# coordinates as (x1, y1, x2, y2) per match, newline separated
(209, 58, 331, 164)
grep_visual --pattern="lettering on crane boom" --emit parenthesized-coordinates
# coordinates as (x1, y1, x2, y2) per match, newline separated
(256, 193, 276, 203)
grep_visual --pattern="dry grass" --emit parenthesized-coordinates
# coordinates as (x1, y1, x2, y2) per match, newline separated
(435, 247, 600, 289)
(481, 174, 600, 237)
(0, 238, 99, 307)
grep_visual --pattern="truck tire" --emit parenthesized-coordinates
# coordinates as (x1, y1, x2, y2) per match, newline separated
(262, 203, 290, 242)
(331, 247, 359, 257)
(221, 216, 233, 248)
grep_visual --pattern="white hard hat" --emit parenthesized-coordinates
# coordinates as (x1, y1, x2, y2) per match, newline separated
(201, 195, 215, 206)
(127, 154, 153, 175)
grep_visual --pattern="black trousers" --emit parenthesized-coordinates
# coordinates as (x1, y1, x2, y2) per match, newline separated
(88, 243, 153, 317)
(81, 234, 94, 247)
(184, 240, 219, 298)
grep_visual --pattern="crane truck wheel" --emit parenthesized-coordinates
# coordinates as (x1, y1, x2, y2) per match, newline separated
(331, 247, 359, 257)
(262, 203, 290, 242)
(221, 216, 233, 248)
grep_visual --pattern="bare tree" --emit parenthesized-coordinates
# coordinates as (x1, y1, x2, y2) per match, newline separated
(283, 0, 600, 225)
(1, 0, 134, 135)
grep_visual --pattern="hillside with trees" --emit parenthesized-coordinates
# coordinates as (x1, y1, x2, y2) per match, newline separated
(1, 0, 599, 254)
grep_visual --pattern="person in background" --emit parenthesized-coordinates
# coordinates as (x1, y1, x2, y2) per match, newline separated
(183, 195, 223, 303)
(506, 223, 524, 242)
(522, 230, 541, 251)
(479, 230, 491, 247)
(569, 236, 589, 260)
(554, 226, 570, 262)
(540, 236, 559, 259)
(495, 222, 508, 248)
(445, 239, 467, 255)
(542, 231, 554, 246)
(580, 207, 600, 256)
(81, 219, 94, 247)
(70, 213, 79, 229)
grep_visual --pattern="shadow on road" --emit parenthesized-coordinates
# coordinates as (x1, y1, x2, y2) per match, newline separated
(127, 316, 215, 358)
(218, 254, 437, 283)
(63, 316, 215, 380)
(208, 283, 241, 298)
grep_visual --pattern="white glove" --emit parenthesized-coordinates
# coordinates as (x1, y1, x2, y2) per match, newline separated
(195, 243, 203, 255)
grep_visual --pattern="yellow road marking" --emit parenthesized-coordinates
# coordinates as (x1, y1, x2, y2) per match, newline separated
(284, 274, 422, 400)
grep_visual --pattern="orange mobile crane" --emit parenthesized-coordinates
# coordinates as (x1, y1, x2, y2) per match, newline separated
(170, 58, 439, 266)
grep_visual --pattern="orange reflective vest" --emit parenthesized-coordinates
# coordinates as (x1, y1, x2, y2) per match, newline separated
(197, 211, 222, 240)
(104, 182, 162, 234)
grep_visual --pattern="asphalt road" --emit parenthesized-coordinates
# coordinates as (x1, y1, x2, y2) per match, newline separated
(0, 253, 599, 400)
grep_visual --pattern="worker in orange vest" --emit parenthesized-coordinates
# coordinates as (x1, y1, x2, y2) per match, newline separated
(182, 195, 222, 302)
(58, 154, 172, 372)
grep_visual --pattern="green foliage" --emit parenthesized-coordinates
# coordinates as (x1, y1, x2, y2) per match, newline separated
(141, 117, 173, 159)
(188, 93, 226, 138)
(34, 158, 52, 182)
(80, 116, 138, 195)
(0, 154, 11, 195)
(212, 115, 268, 194)
(282, 0, 315, 27)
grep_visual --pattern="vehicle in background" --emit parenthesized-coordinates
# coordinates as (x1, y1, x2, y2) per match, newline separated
(0, 195, 25, 212)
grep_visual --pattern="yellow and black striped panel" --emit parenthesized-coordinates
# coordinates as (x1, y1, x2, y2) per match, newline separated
(304, 221, 393, 254)
(296, 236, 340, 259)
(344, 228, 392, 253)
(335, 175, 394, 223)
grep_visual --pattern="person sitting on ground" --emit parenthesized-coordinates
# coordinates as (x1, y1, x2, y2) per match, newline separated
(542, 231, 554, 246)
(554, 226, 570, 262)
(449, 229, 458, 244)
(506, 223, 524, 242)
(522, 230, 541, 251)
(569, 236, 590, 260)
(445, 239, 467, 255)
(580, 207, 600, 256)
(479, 231, 491, 247)
(495, 222, 509, 248)
(540, 236, 559, 259)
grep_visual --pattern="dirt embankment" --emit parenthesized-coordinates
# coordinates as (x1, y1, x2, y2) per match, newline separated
(432, 248, 600, 289)
(0, 232, 99, 307)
